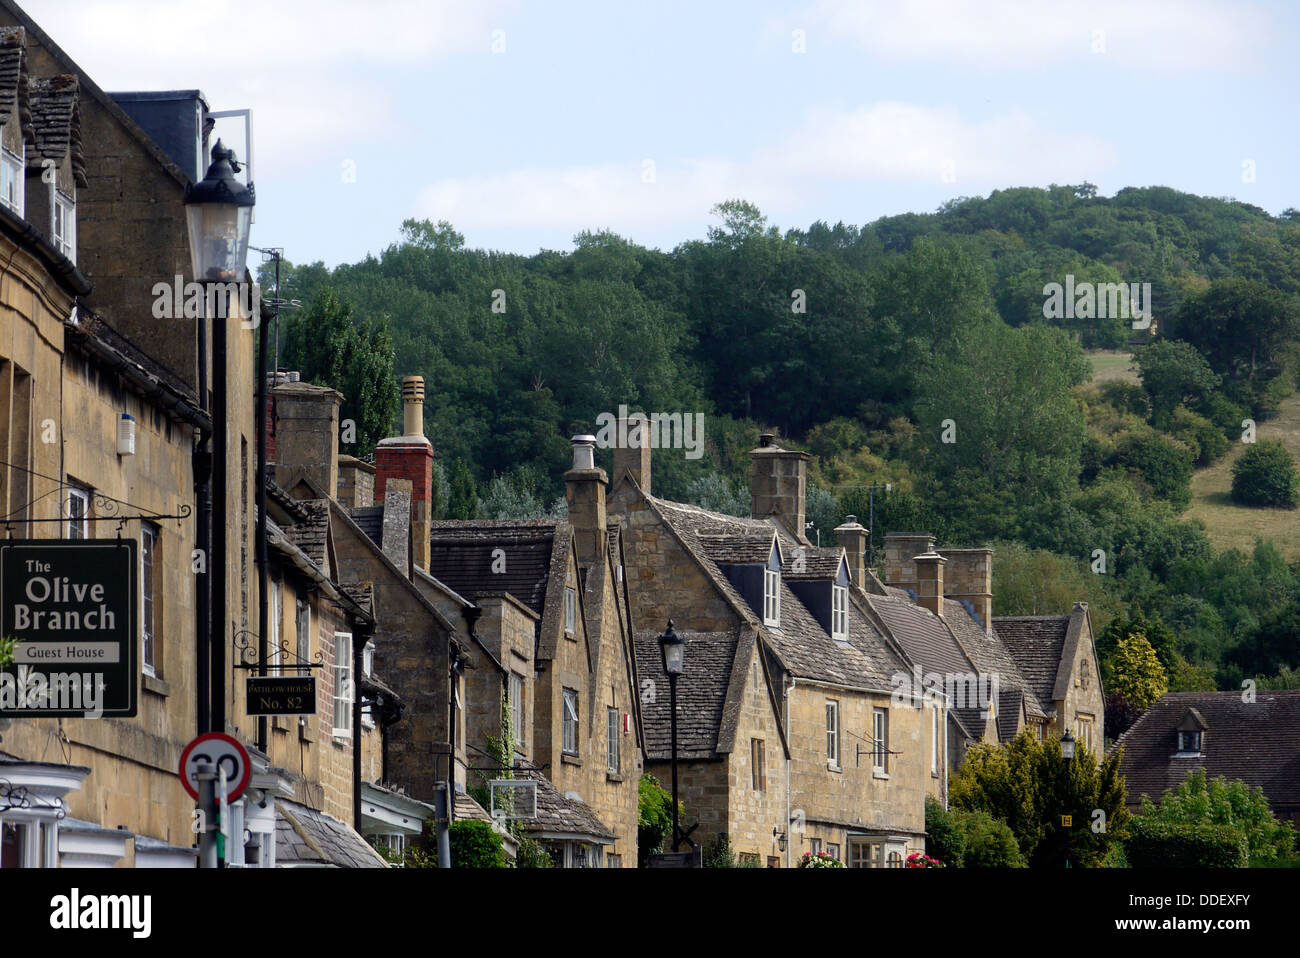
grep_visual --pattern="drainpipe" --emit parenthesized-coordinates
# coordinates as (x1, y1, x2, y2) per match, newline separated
(785, 673, 794, 869)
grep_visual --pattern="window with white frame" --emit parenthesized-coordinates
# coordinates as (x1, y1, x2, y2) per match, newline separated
(1076, 714, 1094, 752)
(52, 190, 75, 263)
(1178, 730, 1202, 753)
(66, 485, 89, 539)
(295, 597, 311, 676)
(808, 837, 821, 855)
(562, 688, 579, 754)
(1, 147, 23, 215)
(826, 700, 839, 767)
(831, 584, 848, 640)
(848, 838, 883, 869)
(333, 632, 353, 737)
(564, 587, 575, 634)
(362, 640, 375, 730)
(509, 671, 524, 748)
(873, 708, 889, 773)
(141, 524, 157, 676)
(763, 568, 780, 627)
(606, 707, 620, 773)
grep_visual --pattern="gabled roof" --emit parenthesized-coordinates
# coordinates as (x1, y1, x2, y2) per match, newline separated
(994, 616, 1070, 708)
(28, 73, 85, 187)
(285, 499, 330, 570)
(0, 26, 27, 136)
(1112, 691, 1300, 809)
(515, 764, 616, 843)
(425, 520, 561, 617)
(783, 547, 848, 581)
(868, 594, 973, 679)
(274, 798, 387, 868)
(947, 600, 1047, 719)
(634, 627, 739, 760)
(697, 531, 781, 566)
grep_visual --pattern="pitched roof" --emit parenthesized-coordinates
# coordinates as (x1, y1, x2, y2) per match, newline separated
(28, 73, 85, 186)
(697, 531, 777, 565)
(868, 594, 973, 679)
(783, 547, 847, 580)
(1113, 690, 1300, 809)
(947, 600, 1047, 719)
(285, 499, 330, 568)
(634, 628, 739, 760)
(0, 26, 27, 134)
(994, 616, 1070, 709)
(515, 765, 616, 842)
(348, 505, 384, 548)
(274, 799, 387, 868)
(425, 520, 560, 617)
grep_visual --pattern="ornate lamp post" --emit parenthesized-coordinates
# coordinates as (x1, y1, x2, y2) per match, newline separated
(185, 139, 254, 738)
(1060, 729, 1075, 869)
(658, 620, 685, 851)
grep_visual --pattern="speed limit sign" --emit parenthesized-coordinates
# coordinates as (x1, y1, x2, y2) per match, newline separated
(179, 732, 251, 802)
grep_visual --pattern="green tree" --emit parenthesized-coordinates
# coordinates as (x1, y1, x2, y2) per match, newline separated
(1231, 440, 1299, 508)
(449, 819, 507, 868)
(1108, 632, 1168, 709)
(1134, 339, 1220, 417)
(447, 458, 479, 519)
(1139, 769, 1298, 866)
(280, 285, 400, 456)
(949, 731, 1129, 868)
(637, 773, 681, 866)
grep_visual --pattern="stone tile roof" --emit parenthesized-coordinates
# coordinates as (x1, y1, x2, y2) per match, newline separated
(947, 600, 1047, 720)
(634, 628, 739, 760)
(515, 765, 616, 842)
(267, 479, 309, 522)
(0, 27, 28, 136)
(425, 520, 559, 617)
(348, 505, 383, 547)
(66, 311, 204, 420)
(697, 531, 776, 565)
(1113, 690, 1300, 810)
(274, 799, 388, 868)
(28, 74, 86, 187)
(783, 547, 847, 580)
(286, 499, 330, 568)
(994, 616, 1069, 709)
(868, 595, 973, 679)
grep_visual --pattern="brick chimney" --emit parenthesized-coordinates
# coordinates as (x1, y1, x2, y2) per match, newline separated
(750, 433, 811, 543)
(883, 532, 937, 595)
(611, 414, 651, 494)
(914, 550, 946, 617)
(271, 378, 342, 499)
(939, 547, 993, 630)
(375, 376, 433, 572)
(834, 515, 868, 589)
(565, 435, 608, 567)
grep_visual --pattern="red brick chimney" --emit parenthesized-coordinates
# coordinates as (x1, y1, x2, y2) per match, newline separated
(375, 376, 433, 572)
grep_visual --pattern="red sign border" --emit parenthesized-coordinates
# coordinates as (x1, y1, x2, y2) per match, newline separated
(178, 732, 252, 803)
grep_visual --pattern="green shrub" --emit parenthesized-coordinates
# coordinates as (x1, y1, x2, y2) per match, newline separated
(1126, 819, 1248, 868)
(703, 834, 738, 868)
(449, 819, 506, 868)
(1231, 440, 1299, 508)
(960, 810, 1026, 868)
(1167, 407, 1229, 466)
(1115, 429, 1194, 509)
(925, 796, 967, 867)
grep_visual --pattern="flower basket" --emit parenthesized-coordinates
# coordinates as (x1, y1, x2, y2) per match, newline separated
(798, 851, 845, 868)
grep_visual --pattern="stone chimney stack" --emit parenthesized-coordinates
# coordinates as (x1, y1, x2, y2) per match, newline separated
(565, 435, 608, 567)
(376, 376, 433, 573)
(834, 515, 868, 589)
(338, 455, 375, 508)
(938, 547, 993, 630)
(883, 532, 937, 595)
(750, 433, 812, 543)
(611, 414, 651, 495)
(914, 550, 947, 618)
(271, 379, 342, 499)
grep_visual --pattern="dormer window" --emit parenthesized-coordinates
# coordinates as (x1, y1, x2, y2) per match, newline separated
(52, 190, 75, 262)
(763, 568, 780, 627)
(1, 145, 22, 215)
(831, 584, 848, 641)
(1178, 730, 1202, 753)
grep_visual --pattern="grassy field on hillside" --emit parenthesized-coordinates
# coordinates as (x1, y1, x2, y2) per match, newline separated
(1087, 350, 1139, 385)
(1186, 393, 1300, 559)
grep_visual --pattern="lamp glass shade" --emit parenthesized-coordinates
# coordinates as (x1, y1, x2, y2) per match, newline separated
(1060, 731, 1075, 761)
(186, 202, 253, 283)
(659, 623, 685, 676)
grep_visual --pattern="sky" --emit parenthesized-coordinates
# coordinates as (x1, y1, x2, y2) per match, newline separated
(30, 0, 1300, 267)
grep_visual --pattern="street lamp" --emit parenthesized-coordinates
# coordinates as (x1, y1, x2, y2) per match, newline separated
(773, 827, 787, 853)
(1061, 729, 1075, 762)
(658, 620, 685, 851)
(1060, 729, 1075, 869)
(185, 140, 254, 741)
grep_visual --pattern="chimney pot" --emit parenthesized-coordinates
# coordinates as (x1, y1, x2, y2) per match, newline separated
(402, 375, 425, 437)
(571, 434, 597, 470)
(758, 433, 775, 448)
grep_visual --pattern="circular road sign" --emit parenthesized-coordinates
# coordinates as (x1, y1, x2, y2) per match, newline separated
(178, 732, 252, 803)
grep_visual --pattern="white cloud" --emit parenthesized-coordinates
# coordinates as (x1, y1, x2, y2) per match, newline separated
(19, 0, 517, 162)
(777, 0, 1273, 71)
(415, 102, 1119, 237)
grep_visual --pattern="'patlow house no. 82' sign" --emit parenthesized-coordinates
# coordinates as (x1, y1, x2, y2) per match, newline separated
(0, 539, 138, 718)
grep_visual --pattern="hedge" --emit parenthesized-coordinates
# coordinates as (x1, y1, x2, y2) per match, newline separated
(1126, 819, 1248, 868)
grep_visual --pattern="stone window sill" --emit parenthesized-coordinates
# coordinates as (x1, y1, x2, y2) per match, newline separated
(606, 771, 624, 783)
(273, 715, 291, 733)
(873, 770, 890, 780)
(142, 674, 169, 698)
(562, 753, 582, 767)
(332, 734, 351, 749)
(827, 762, 842, 774)
(299, 719, 315, 744)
